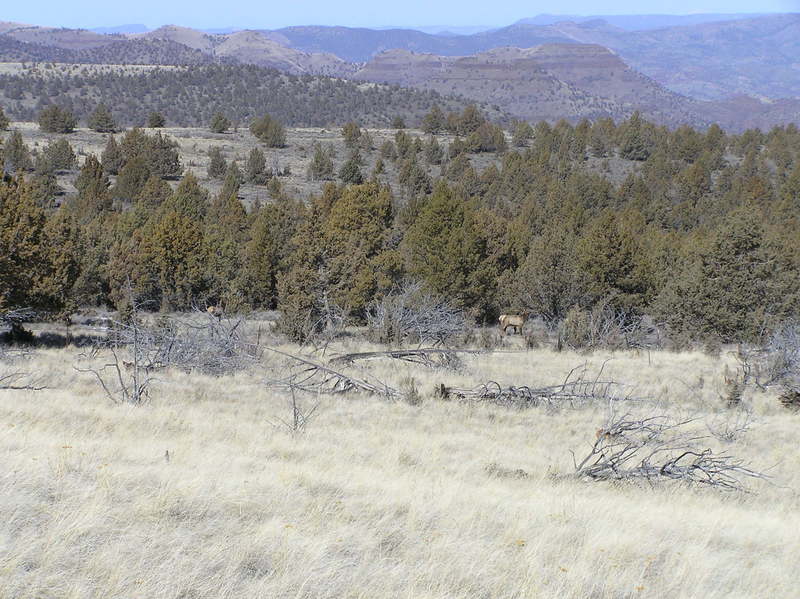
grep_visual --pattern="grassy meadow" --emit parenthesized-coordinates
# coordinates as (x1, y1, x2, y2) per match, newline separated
(1, 333, 798, 598)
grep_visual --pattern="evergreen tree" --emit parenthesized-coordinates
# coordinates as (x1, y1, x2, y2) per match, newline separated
(37, 105, 77, 134)
(42, 138, 76, 171)
(139, 209, 208, 311)
(391, 116, 406, 129)
(207, 147, 227, 180)
(0, 106, 9, 131)
(245, 147, 269, 184)
(138, 175, 172, 210)
(250, 114, 286, 148)
(618, 112, 653, 161)
(236, 200, 302, 309)
(210, 112, 231, 134)
(0, 178, 50, 314)
(342, 122, 361, 147)
(505, 225, 588, 321)
(101, 135, 124, 175)
(421, 105, 445, 134)
(161, 173, 208, 221)
(307, 142, 335, 181)
(277, 200, 328, 342)
(88, 103, 118, 133)
(656, 207, 798, 341)
(147, 132, 182, 179)
(403, 181, 496, 317)
(338, 151, 364, 185)
(323, 182, 395, 316)
(577, 211, 650, 313)
(3, 130, 33, 172)
(423, 136, 443, 165)
(512, 120, 533, 147)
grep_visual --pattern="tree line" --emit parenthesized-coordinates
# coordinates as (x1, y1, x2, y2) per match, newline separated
(1, 112, 799, 345)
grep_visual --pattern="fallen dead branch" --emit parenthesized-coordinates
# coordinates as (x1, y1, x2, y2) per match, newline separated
(329, 348, 482, 371)
(265, 347, 400, 399)
(434, 363, 642, 408)
(0, 371, 47, 391)
(573, 414, 768, 492)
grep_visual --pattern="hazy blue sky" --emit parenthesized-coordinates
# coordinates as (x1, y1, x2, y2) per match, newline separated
(4, 0, 799, 29)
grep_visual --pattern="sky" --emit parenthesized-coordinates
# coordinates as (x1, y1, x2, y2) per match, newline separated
(3, 0, 799, 30)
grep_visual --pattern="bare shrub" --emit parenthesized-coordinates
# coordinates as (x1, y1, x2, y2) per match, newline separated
(367, 282, 468, 346)
(268, 387, 319, 434)
(574, 414, 767, 492)
(729, 322, 800, 409)
(706, 408, 755, 443)
(77, 307, 262, 404)
(754, 322, 800, 394)
(559, 299, 660, 352)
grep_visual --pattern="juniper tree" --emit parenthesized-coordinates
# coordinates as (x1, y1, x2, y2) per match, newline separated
(3, 130, 33, 172)
(38, 105, 77, 134)
(245, 147, 269, 184)
(88, 103, 117, 133)
(210, 112, 230, 134)
(207, 147, 227, 180)
(101, 135, 124, 175)
(250, 114, 286, 148)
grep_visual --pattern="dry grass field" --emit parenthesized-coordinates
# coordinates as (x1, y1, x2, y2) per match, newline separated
(1, 334, 798, 598)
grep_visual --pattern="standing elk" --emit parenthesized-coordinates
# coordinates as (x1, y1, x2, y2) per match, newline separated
(499, 313, 528, 335)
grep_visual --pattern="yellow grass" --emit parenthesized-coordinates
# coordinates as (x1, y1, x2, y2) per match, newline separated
(1, 342, 798, 598)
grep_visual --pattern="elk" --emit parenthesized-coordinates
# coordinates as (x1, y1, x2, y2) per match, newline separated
(499, 313, 528, 335)
(207, 305, 224, 321)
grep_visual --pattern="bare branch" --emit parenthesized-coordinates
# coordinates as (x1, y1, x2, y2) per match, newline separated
(573, 414, 768, 492)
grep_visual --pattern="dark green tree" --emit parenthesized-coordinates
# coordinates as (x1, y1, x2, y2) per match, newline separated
(207, 147, 227, 180)
(209, 112, 230, 134)
(250, 114, 286, 148)
(37, 105, 77, 134)
(101, 135, 125, 175)
(338, 151, 364, 185)
(245, 147, 269, 184)
(3, 130, 33, 172)
(88, 103, 118, 133)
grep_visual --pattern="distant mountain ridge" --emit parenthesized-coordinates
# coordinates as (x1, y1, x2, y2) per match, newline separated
(1, 15, 799, 131)
(515, 13, 775, 30)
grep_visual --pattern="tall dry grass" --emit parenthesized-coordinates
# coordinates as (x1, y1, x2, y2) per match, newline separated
(1, 343, 798, 598)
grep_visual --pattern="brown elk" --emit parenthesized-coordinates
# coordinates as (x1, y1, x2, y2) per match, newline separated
(499, 313, 528, 335)
(207, 305, 224, 321)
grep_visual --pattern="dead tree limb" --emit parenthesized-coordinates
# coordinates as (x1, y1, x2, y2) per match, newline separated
(435, 363, 642, 408)
(264, 347, 400, 398)
(0, 371, 47, 391)
(573, 414, 768, 492)
(329, 348, 482, 371)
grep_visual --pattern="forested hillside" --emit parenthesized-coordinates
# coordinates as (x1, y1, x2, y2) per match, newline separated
(0, 64, 495, 127)
(1, 110, 798, 345)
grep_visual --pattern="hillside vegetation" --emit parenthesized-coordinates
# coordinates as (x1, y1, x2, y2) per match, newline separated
(1, 109, 798, 347)
(0, 63, 497, 128)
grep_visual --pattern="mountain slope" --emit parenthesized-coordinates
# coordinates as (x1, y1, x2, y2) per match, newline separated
(354, 45, 705, 126)
(266, 14, 800, 100)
